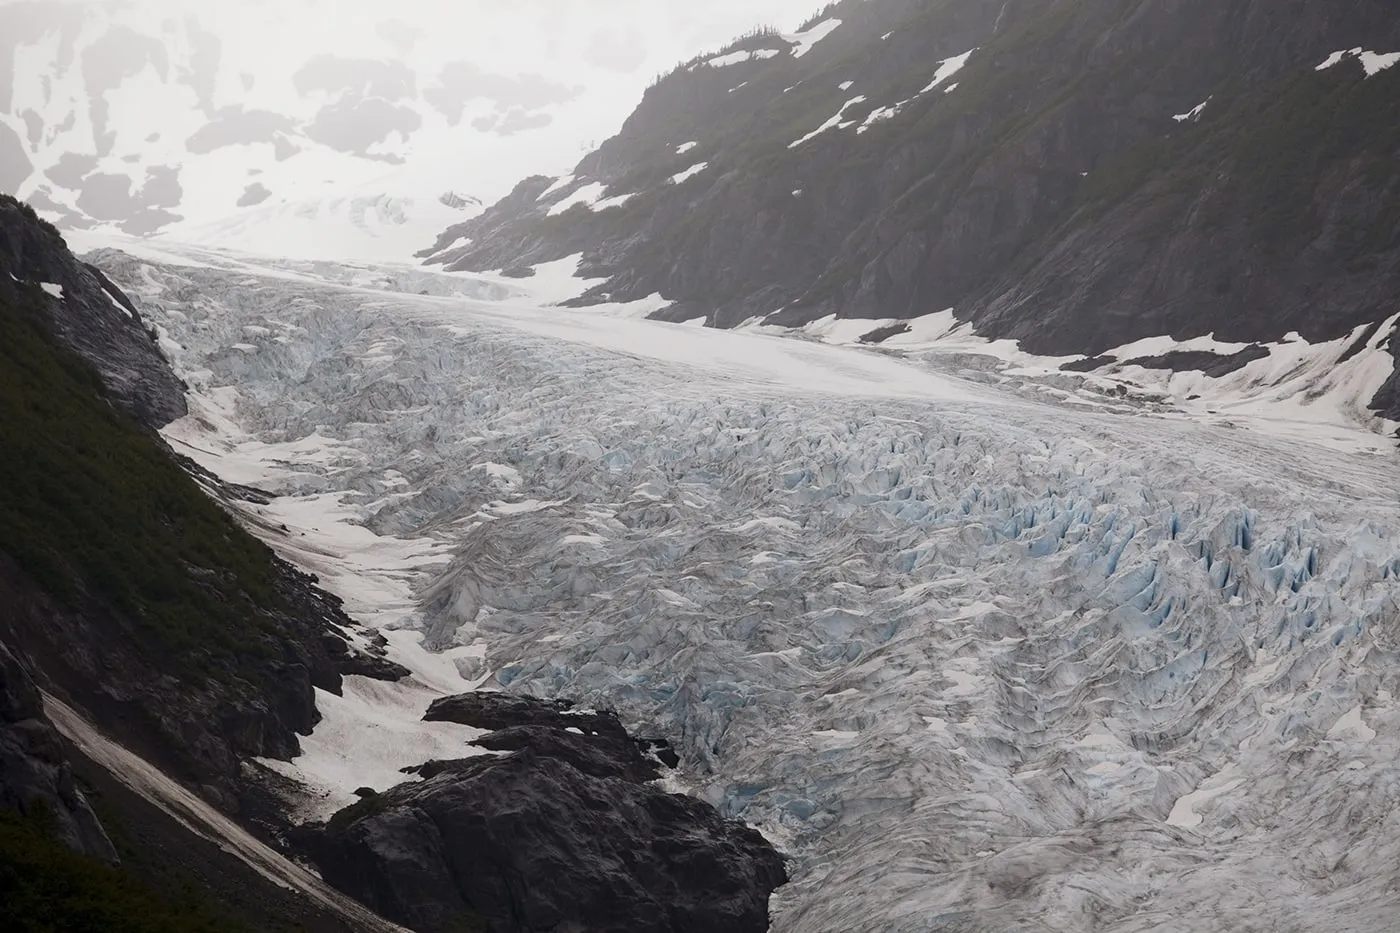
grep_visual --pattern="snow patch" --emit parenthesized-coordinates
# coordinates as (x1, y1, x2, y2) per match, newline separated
(670, 162, 710, 184)
(704, 47, 782, 68)
(546, 182, 610, 216)
(782, 19, 842, 59)
(1166, 767, 1246, 829)
(921, 49, 976, 94)
(1173, 97, 1211, 122)
(790, 96, 867, 148)
(1327, 704, 1377, 743)
(1316, 47, 1400, 76)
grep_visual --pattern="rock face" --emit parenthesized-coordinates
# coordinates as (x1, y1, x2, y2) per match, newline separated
(424, 693, 681, 781)
(0, 640, 116, 861)
(305, 694, 786, 933)
(0, 194, 186, 428)
(424, 0, 1400, 416)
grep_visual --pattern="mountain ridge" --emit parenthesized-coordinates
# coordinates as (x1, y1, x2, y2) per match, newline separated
(424, 0, 1400, 422)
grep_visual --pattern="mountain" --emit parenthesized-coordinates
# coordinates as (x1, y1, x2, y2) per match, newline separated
(0, 194, 406, 932)
(0, 0, 832, 261)
(0, 0, 548, 255)
(424, 0, 1400, 421)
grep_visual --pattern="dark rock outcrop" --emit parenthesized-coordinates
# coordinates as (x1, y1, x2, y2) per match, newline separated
(305, 693, 785, 933)
(0, 194, 186, 428)
(423, 0, 1400, 417)
(0, 640, 116, 862)
(425, 692, 680, 778)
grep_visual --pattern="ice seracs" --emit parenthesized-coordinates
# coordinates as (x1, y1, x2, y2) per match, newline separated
(91, 240, 1400, 933)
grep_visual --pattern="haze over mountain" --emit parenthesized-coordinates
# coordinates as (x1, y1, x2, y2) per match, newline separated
(430, 0, 1400, 429)
(0, 0, 817, 257)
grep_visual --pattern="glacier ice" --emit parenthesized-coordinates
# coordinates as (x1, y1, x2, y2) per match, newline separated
(97, 243, 1400, 933)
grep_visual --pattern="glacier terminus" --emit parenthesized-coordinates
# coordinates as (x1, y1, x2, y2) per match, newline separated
(83, 240, 1400, 933)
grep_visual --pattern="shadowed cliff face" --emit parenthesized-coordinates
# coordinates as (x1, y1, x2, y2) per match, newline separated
(0, 195, 186, 428)
(0, 640, 115, 862)
(304, 693, 785, 933)
(424, 0, 1400, 417)
(0, 197, 408, 814)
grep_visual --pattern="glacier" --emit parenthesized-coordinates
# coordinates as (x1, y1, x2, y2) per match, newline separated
(88, 240, 1400, 933)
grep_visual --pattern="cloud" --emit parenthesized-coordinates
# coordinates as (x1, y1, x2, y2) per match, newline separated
(581, 28, 648, 74)
(424, 62, 579, 126)
(375, 19, 424, 54)
(293, 55, 417, 100)
(471, 107, 553, 136)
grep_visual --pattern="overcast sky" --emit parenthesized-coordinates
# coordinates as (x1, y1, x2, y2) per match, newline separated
(1, 0, 831, 236)
(21, 0, 825, 201)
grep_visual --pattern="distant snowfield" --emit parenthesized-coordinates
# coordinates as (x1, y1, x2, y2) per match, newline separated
(87, 235, 1400, 933)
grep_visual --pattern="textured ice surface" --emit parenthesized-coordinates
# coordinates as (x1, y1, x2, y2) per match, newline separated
(99, 243, 1400, 933)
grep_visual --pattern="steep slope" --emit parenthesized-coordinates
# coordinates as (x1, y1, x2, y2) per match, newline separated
(425, 0, 1400, 418)
(0, 197, 403, 816)
(0, 217, 414, 931)
(0, 196, 185, 427)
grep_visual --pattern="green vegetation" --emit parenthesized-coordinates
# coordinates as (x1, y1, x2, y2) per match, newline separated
(9, 196, 64, 242)
(0, 280, 286, 682)
(0, 807, 258, 933)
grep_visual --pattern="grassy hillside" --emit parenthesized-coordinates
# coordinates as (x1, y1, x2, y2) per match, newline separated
(0, 807, 259, 933)
(0, 280, 285, 683)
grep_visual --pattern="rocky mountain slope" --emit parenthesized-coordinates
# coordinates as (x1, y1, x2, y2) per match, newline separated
(0, 195, 398, 931)
(425, 0, 1400, 418)
(303, 693, 784, 933)
(0, 198, 406, 811)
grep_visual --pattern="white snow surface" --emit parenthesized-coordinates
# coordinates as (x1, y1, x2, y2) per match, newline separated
(89, 239, 1400, 933)
(1173, 97, 1211, 122)
(857, 48, 976, 135)
(790, 95, 867, 148)
(704, 47, 783, 68)
(546, 182, 611, 216)
(921, 48, 977, 94)
(39, 282, 64, 299)
(669, 162, 711, 184)
(165, 184, 482, 265)
(1317, 47, 1400, 76)
(783, 19, 843, 59)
